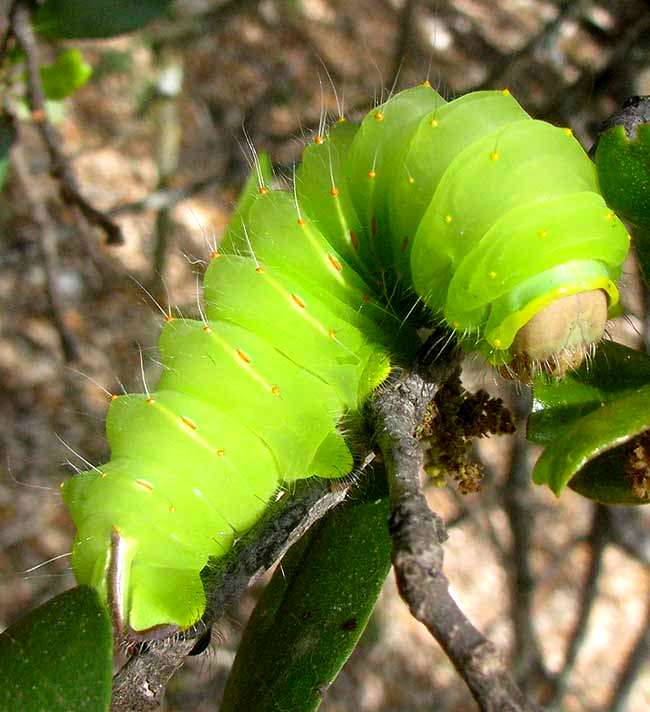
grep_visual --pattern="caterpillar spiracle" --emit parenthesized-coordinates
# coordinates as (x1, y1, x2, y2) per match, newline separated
(62, 83, 630, 639)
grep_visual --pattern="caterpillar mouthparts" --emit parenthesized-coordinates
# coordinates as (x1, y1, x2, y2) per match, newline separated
(506, 289, 608, 381)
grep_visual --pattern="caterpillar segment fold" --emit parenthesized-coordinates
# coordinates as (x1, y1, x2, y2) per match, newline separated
(62, 84, 629, 637)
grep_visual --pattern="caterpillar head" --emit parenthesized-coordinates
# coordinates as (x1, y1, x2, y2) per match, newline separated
(438, 251, 623, 385)
(503, 288, 608, 382)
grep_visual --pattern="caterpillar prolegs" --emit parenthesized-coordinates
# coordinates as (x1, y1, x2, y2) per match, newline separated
(62, 83, 630, 637)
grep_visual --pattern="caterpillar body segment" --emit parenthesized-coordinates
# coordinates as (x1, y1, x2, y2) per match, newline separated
(346, 84, 447, 266)
(388, 89, 530, 271)
(63, 171, 396, 637)
(202, 254, 393, 407)
(295, 120, 377, 281)
(62, 84, 630, 637)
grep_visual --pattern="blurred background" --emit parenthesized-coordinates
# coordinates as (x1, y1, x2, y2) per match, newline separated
(1, 1, 650, 710)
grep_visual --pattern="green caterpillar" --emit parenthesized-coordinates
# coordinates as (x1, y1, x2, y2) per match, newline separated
(62, 83, 630, 639)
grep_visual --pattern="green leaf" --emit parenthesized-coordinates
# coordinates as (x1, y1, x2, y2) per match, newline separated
(0, 159, 9, 188)
(531, 385, 650, 503)
(595, 121, 650, 285)
(566, 448, 649, 506)
(528, 341, 650, 444)
(40, 50, 93, 101)
(595, 123, 650, 230)
(34, 0, 174, 39)
(0, 586, 113, 712)
(220, 473, 392, 712)
(0, 113, 16, 191)
(529, 341, 650, 504)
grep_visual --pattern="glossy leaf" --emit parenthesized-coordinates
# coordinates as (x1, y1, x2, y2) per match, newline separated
(0, 586, 112, 712)
(220, 473, 392, 712)
(531, 385, 650, 503)
(595, 116, 650, 285)
(595, 122, 650, 230)
(528, 341, 650, 445)
(529, 341, 650, 503)
(34, 0, 174, 39)
(566, 448, 649, 505)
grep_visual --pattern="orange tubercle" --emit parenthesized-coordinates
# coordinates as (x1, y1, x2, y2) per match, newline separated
(236, 349, 252, 364)
(180, 415, 197, 430)
(328, 254, 342, 271)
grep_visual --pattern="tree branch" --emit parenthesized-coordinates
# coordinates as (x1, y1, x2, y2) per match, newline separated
(370, 349, 544, 712)
(544, 504, 609, 709)
(10, 0, 123, 245)
(388, 0, 418, 92)
(9, 127, 79, 362)
(110, 479, 347, 711)
(502, 389, 548, 690)
(107, 172, 225, 217)
(606, 591, 650, 712)
(111, 331, 543, 711)
(470, 0, 581, 93)
(606, 503, 650, 567)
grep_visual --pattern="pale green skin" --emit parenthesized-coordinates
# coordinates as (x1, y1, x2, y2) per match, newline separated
(62, 84, 630, 637)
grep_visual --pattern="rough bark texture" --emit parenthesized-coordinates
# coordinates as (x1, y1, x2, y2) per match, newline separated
(370, 345, 544, 712)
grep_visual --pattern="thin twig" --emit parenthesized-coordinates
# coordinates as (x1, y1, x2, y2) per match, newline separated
(388, 0, 417, 92)
(107, 172, 225, 217)
(10, 0, 123, 245)
(543, 504, 609, 709)
(606, 504, 650, 561)
(502, 389, 548, 690)
(149, 46, 183, 297)
(470, 0, 582, 92)
(370, 354, 544, 712)
(10, 128, 78, 362)
(605, 592, 650, 712)
(0, 0, 17, 61)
